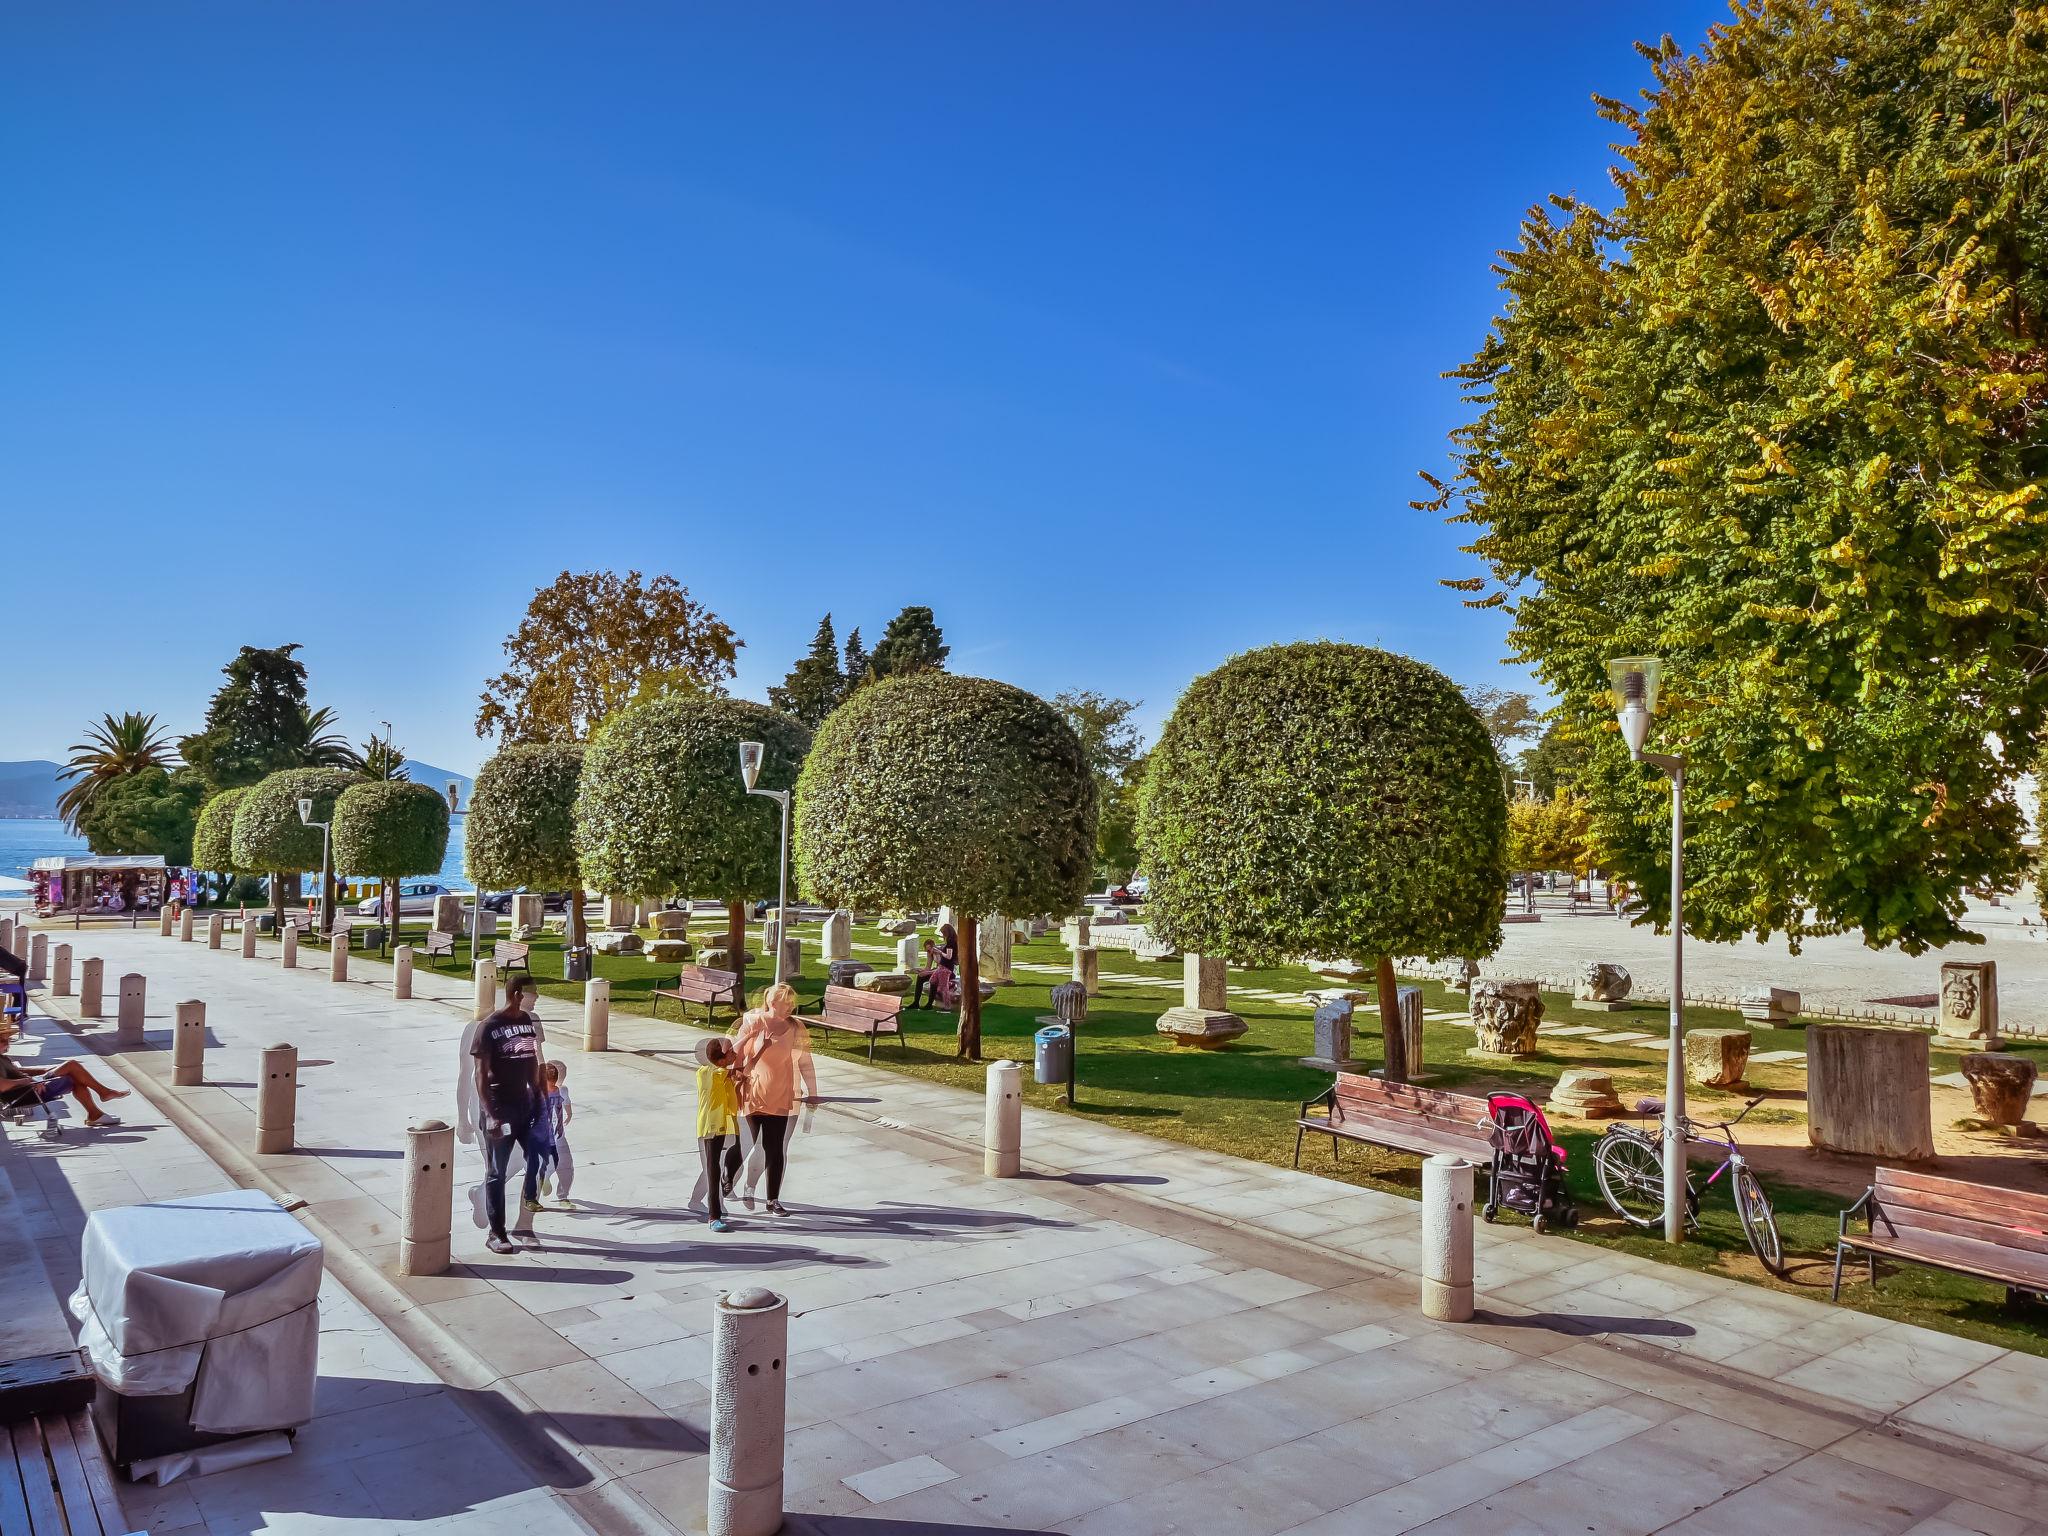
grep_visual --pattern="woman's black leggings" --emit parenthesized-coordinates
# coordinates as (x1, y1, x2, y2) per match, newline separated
(746, 1113, 791, 1201)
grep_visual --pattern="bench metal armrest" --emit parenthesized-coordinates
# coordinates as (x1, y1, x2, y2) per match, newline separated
(1299, 1084, 1336, 1120)
(1838, 1186, 1876, 1243)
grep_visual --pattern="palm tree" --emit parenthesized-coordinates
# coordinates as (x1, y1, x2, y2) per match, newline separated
(56, 712, 177, 830)
(359, 733, 408, 781)
(292, 705, 362, 770)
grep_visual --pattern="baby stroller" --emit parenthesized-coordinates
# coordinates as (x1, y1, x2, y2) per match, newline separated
(1482, 1092, 1577, 1232)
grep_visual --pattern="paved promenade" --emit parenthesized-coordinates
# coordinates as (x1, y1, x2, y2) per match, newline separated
(23, 925, 2048, 1534)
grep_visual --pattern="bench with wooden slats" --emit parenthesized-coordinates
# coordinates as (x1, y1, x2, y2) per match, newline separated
(423, 930, 457, 967)
(652, 966, 741, 1028)
(1834, 1165, 2048, 1304)
(802, 984, 907, 1060)
(1, 1407, 137, 1536)
(493, 939, 530, 976)
(1294, 1072, 1492, 1169)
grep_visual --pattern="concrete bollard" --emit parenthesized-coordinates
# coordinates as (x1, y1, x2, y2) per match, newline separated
(707, 1287, 788, 1536)
(52, 945, 71, 997)
(984, 1060, 1022, 1177)
(179, 908, 194, 943)
(281, 924, 297, 969)
(473, 960, 497, 1021)
(1421, 1155, 1475, 1322)
(330, 929, 349, 983)
(207, 913, 224, 951)
(80, 958, 104, 1020)
(159, 906, 173, 938)
(241, 919, 257, 959)
(584, 978, 610, 1051)
(173, 1001, 206, 1086)
(1074, 944, 1100, 997)
(28, 934, 46, 986)
(400, 1119, 455, 1275)
(116, 974, 146, 1048)
(256, 1044, 297, 1154)
(393, 945, 413, 1000)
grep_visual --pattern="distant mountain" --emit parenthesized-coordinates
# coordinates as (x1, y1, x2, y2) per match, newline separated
(0, 758, 474, 819)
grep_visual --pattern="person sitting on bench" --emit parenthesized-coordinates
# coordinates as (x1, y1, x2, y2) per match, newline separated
(0, 1019, 128, 1127)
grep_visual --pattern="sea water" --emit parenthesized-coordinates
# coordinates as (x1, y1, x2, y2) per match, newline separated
(0, 816, 475, 890)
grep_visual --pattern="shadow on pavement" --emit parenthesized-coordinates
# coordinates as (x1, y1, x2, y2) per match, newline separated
(1478, 1308, 1695, 1338)
(787, 1519, 1059, 1535)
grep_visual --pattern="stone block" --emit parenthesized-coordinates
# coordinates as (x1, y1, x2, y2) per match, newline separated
(603, 895, 635, 929)
(1550, 1069, 1623, 1118)
(877, 917, 918, 938)
(697, 946, 755, 970)
(896, 935, 921, 974)
(1073, 945, 1100, 996)
(828, 959, 872, 989)
(1739, 986, 1799, 1024)
(433, 893, 464, 935)
(978, 914, 1013, 984)
(510, 893, 544, 932)
(1049, 981, 1088, 1027)
(1299, 997, 1369, 1072)
(1469, 978, 1542, 1057)
(652, 909, 692, 936)
(1577, 961, 1633, 1011)
(1960, 1052, 2036, 1127)
(852, 971, 911, 995)
(1156, 1007, 1247, 1049)
(1684, 1027, 1752, 1089)
(590, 929, 644, 956)
(822, 910, 853, 963)
(1807, 1024, 1933, 1159)
(1310, 957, 1369, 982)
(1939, 960, 1999, 1047)
(647, 938, 693, 964)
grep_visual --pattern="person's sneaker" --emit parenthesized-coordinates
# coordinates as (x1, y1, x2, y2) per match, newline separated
(522, 1198, 545, 1213)
(709, 1218, 732, 1234)
(468, 1184, 488, 1231)
(552, 1197, 576, 1211)
(766, 1201, 789, 1218)
(485, 1234, 517, 1255)
(514, 1229, 541, 1249)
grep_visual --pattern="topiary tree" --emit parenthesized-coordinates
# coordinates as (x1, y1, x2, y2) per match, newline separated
(232, 767, 356, 929)
(193, 786, 252, 905)
(1139, 643, 1507, 1082)
(796, 673, 1096, 1058)
(467, 743, 588, 945)
(576, 696, 810, 986)
(334, 780, 451, 948)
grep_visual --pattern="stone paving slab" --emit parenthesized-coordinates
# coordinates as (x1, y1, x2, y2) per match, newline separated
(24, 927, 2048, 1535)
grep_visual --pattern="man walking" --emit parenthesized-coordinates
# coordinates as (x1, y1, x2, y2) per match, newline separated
(471, 974, 546, 1254)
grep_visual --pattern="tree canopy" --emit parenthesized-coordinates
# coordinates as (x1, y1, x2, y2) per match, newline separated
(193, 787, 251, 874)
(77, 766, 205, 866)
(1055, 690, 1147, 880)
(1505, 791, 1592, 878)
(181, 646, 317, 790)
(232, 767, 357, 913)
(1425, 0, 2048, 952)
(477, 570, 740, 743)
(57, 712, 177, 831)
(866, 605, 949, 679)
(796, 673, 1095, 1057)
(769, 614, 847, 727)
(333, 780, 450, 880)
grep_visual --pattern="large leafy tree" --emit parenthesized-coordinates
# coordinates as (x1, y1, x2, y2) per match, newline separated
(193, 786, 253, 903)
(1055, 691, 1147, 880)
(769, 614, 847, 727)
(1140, 644, 1506, 1082)
(467, 743, 588, 945)
(576, 696, 810, 985)
(56, 712, 177, 830)
(1519, 722, 1590, 798)
(359, 732, 408, 782)
(866, 605, 949, 679)
(291, 706, 361, 771)
(1505, 791, 1593, 910)
(76, 766, 206, 866)
(181, 645, 317, 790)
(1464, 686, 1542, 788)
(232, 767, 356, 927)
(797, 674, 1096, 1058)
(476, 570, 741, 743)
(334, 780, 451, 944)
(1426, 0, 2048, 952)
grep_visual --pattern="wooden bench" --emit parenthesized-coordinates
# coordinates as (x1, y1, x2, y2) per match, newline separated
(802, 985, 907, 1060)
(423, 930, 456, 968)
(1835, 1166, 2048, 1304)
(493, 939, 530, 976)
(652, 966, 740, 1028)
(1, 1406, 133, 1536)
(1294, 1073, 1492, 1169)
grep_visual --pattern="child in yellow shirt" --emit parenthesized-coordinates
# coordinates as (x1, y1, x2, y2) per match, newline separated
(690, 1037, 743, 1233)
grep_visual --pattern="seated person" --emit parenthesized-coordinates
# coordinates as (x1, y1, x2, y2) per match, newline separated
(0, 1019, 129, 1127)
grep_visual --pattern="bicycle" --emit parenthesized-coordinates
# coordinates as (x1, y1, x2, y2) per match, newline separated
(1593, 1093, 1785, 1275)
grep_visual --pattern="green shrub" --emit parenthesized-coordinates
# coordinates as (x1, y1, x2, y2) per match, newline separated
(232, 767, 356, 918)
(193, 787, 249, 873)
(333, 780, 450, 880)
(467, 744, 585, 891)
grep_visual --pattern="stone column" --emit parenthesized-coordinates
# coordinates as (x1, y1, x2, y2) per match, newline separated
(116, 974, 145, 1047)
(603, 895, 634, 930)
(52, 944, 71, 997)
(80, 958, 103, 1019)
(1807, 1024, 1933, 1159)
(173, 1001, 206, 1086)
(978, 915, 1012, 985)
(400, 1119, 455, 1276)
(984, 1060, 1021, 1177)
(708, 1288, 788, 1536)
(433, 893, 464, 935)
(1938, 960, 2000, 1048)
(762, 919, 781, 957)
(1073, 945, 1100, 997)
(1961, 1053, 2037, 1128)
(1468, 979, 1542, 1057)
(1062, 915, 1091, 950)
(584, 978, 610, 1051)
(1421, 1155, 1475, 1322)
(895, 935, 920, 975)
(158, 906, 173, 938)
(330, 929, 349, 982)
(822, 910, 852, 963)
(207, 913, 224, 950)
(393, 945, 413, 999)
(473, 960, 497, 1021)
(257, 1044, 297, 1154)
(241, 920, 257, 959)
(1156, 953, 1247, 1049)
(1301, 997, 1365, 1072)
(281, 925, 298, 970)
(27, 934, 45, 986)
(779, 935, 801, 981)
(179, 908, 194, 942)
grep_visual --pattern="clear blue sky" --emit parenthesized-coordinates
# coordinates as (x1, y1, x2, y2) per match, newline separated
(2, 2, 1723, 774)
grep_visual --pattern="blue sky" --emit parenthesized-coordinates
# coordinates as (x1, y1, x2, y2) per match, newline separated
(2, 2, 1724, 773)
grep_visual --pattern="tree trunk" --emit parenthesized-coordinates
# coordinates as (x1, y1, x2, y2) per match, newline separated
(958, 914, 981, 1060)
(269, 871, 285, 928)
(727, 899, 748, 1000)
(1375, 954, 1407, 1084)
(570, 886, 587, 948)
(384, 875, 396, 954)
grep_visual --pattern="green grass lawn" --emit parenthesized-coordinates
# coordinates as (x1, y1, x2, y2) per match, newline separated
(352, 911, 2048, 1357)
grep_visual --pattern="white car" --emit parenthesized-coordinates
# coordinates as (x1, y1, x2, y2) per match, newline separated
(354, 880, 460, 919)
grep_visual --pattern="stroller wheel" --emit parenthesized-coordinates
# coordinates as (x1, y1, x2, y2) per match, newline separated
(1532, 1214, 1549, 1234)
(1482, 1204, 1497, 1223)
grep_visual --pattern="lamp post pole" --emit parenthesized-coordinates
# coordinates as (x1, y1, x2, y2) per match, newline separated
(738, 743, 791, 988)
(297, 798, 333, 938)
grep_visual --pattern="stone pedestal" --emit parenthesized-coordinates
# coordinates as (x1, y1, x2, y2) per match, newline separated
(978, 916, 1012, 985)
(823, 910, 852, 963)
(1938, 960, 2000, 1047)
(1576, 962, 1633, 1012)
(1807, 1025, 1934, 1159)
(511, 894, 544, 933)
(433, 893, 464, 935)
(1684, 1028, 1751, 1089)
(1184, 954, 1228, 1012)
(1156, 1008, 1248, 1048)
(1549, 1069, 1623, 1117)
(1299, 997, 1369, 1073)
(896, 935, 920, 974)
(652, 909, 691, 937)
(1960, 1052, 2036, 1127)
(1468, 978, 1541, 1057)
(604, 896, 635, 929)
(1739, 986, 1800, 1025)
(1073, 945, 1100, 997)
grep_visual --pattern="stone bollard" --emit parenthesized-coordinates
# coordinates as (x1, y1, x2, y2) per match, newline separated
(473, 959, 497, 1021)
(584, 978, 610, 1051)
(207, 913, 224, 951)
(28, 934, 46, 986)
(400, 1119, 455, 1275)
(281, 924, 298, 969)
(1073, 944, 1100, 997)
(393, 945, 413, 1000)
(241, 919, 257, 959)
(708, 1287, 788, 1536)
(80, 958, 104, 1020)
(179, 908, 194, 942)
(984, 1060, 1022, 1177)
(173, 1001, 206, 1086)
(116, 974, 146, 1047)
(159, 906, 173, 938)
(1421, 1154, 1475, 1322)
(256, 1044, 297, 1154)
(52, 944, 72, 998)
(330, 929, 349, 983)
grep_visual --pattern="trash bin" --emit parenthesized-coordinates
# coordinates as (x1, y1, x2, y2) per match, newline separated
(257, 914, 276, 935)
(71, 1190, 322, 1477)
(356, 924, 386, 951)
(1034, 1023, 1072, 1086)
(564, 945, 592, 983)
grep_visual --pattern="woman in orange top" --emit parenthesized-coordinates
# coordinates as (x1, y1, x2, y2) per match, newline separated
(730, 982, 816, 1216)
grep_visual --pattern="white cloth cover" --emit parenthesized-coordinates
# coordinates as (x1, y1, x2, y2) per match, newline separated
(69, 1190, 322, 1434)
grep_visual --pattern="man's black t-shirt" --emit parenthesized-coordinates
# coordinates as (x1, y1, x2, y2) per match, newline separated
(471, 1007, 543, 1128)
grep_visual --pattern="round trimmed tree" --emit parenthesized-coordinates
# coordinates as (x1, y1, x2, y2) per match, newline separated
(467, 743, 588, 945)
(576, 695, 810, 985)
(796, 673, 1096, 1058)
(193, 786, 252, 906)
(1139, 643, 1507, 1081)
(334, 780, 451, 947)
(232, 767, 356, 928)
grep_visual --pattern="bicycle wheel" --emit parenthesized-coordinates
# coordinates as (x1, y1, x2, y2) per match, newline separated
(1733, 1165, 1786, 1276)
(1595, 1128, 1665, 1229)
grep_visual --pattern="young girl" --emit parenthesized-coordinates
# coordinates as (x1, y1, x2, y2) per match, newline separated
(529, 1060, 575, 1211)
(690, 1037, 743, 1232)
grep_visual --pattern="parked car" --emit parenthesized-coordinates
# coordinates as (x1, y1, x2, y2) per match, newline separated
(481, 888, 574, 915)
(354, 880, 460, 919)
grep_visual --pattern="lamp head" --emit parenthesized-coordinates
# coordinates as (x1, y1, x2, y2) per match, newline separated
(297, 797, 314, 825)
(738, 741, 764, 792)
(1606, 656, 1664, 760)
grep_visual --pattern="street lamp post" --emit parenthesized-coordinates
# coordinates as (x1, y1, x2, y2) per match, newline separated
(296, 797, 334, 939)
(1609, 656, 1687, 1245)
(738, 742, 791, 987)
(443, 781, 484, 964)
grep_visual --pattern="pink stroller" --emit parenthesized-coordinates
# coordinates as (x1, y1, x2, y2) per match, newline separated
(1482, 1092, 1577, 1233)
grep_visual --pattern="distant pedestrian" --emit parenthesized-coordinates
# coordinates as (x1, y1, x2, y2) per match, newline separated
(533, 1059, 575, 1209)
(690, 1037, 743, 1233)
(730, 982, 816, 1217)
(470, 974, 547, 1254)
(914, 923, 959, 1010)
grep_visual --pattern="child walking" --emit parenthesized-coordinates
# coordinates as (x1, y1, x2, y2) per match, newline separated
(531, 1060, 574, 1210)
(690, 1037, 743, 1233)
